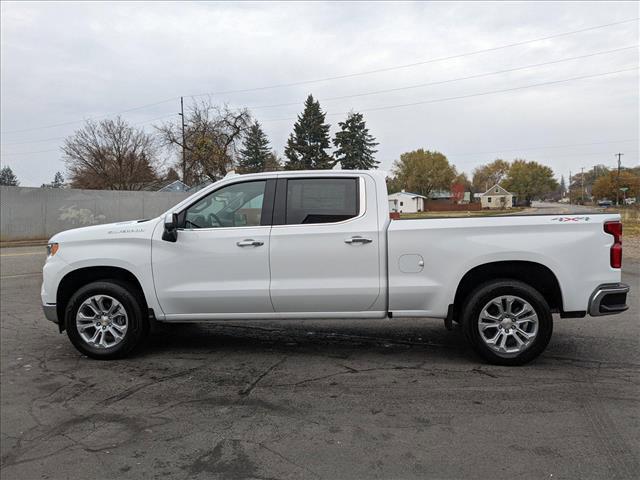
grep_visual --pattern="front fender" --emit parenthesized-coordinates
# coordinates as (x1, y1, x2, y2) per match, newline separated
(44, 233, 162, 319)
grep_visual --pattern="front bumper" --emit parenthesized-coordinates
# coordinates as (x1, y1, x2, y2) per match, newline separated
(43, 304, 58, 324)
(588, 283, 630, 316)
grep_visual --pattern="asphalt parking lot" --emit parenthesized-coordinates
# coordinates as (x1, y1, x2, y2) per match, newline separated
(1, 246, 638, 480)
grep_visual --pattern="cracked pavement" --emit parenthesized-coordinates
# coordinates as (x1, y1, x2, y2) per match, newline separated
(1, 246, 639, 479)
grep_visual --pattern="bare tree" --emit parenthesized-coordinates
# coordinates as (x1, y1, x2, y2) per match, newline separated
(63, 117, 160, 190)
(156, 100, 252, 185)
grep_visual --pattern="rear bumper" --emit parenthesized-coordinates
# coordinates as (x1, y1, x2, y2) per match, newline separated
(43, 304, 58, 324)
(588, 283, 630, 316)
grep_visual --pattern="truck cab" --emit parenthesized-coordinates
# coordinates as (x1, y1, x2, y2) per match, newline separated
(152, 171, 389, 320)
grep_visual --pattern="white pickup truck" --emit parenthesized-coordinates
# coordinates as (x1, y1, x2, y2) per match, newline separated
(42, 170, 629, 365)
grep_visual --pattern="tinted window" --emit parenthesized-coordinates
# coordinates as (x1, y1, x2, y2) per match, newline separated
(184, 181, 266, 228)
(285, 178, 358, 224)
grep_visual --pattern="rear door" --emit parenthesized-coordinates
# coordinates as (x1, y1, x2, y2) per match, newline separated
(269, 175, 381, 313)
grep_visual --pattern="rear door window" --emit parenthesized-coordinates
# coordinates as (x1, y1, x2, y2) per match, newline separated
(285, 178, 359, 224)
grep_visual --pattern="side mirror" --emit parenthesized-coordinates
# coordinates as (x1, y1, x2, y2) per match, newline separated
(162, 212, 179, 242)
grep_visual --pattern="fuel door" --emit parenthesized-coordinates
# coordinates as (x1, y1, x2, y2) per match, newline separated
(399, 254, 424, 273)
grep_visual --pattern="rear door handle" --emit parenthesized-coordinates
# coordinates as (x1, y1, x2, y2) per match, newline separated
(345, 236, 372, 244)
(236, 239, 264, 247)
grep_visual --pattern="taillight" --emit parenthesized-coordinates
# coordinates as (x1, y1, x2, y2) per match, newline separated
(604, 221, 622, 268)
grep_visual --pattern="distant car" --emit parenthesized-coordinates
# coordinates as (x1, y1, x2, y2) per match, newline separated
(598, 199, 613, 207)
(624, 198, 636, 206)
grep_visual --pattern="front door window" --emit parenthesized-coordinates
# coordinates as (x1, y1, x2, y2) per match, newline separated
(184, 181, 266, 229)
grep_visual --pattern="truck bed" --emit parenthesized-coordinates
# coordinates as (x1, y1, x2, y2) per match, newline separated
(387, 213, 622, 318)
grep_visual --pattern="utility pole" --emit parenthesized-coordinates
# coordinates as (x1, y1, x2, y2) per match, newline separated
(569, 170, 572, 204)
(615, 153, 623, 206)
(581, 167, 585, 204)
(179, 97, 187, 182)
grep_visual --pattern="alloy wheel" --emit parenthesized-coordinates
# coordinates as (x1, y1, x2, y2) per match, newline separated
(76, 295, 128, 349)
(477, 295, 538, 357)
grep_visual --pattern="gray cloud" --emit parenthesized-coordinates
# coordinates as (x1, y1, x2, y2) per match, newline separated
(1, 1, 638, 186)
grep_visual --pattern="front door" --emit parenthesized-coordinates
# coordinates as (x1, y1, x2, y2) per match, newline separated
(152, 179, 275, 318)
(269, 176, 381, 313)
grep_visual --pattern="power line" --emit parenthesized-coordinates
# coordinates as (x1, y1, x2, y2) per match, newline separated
(188, 17, 640, 98)
(132, 113, 176, 126)
(616, 152, 624, 205)
(1, 148, 59, 156)
(260, 66, 639, 122)
(246, 45, 638, 110)
(3, 138, 637, 160)
(360, 67, 639, 114)
(2, 67, 637, 156)
(2, 68, 637, 158)
(0, 98, 176, 135)
(5, 43, 635, 147)
(457, 148, 639, 165)
(2, 17, 637, 135)
(179, 97, 187, 181)
(2, 135, 68, 146)
(450, 139, 639, 157)
(0, 113, 178, 147)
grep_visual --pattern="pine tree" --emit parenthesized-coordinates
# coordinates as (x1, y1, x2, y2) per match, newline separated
(559, 175, 566, 197)
(284, 95, 332, 170)
(0, 166, 19, 186)
(333, 112, 379, 169)
(52, 172, 65, 188)
(264, 151, 282, 172)
(238, 121, 271, 173)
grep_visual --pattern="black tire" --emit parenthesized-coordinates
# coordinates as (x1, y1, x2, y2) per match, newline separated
(461, 279, 553, 366)
(65, 280, 149, 360)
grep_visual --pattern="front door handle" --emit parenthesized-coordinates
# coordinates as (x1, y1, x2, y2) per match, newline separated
(345, 236, 373, 245)
(236, 239, 264, 247)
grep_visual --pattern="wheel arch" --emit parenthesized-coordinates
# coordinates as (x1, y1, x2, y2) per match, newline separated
(56, 266, 148, 331)
(452, 261, 564, 320)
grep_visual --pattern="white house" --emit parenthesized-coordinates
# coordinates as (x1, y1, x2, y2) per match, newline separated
(157, 180, 190, 192)
(388, 190, 428, 213)
(480, 184, 513, 209)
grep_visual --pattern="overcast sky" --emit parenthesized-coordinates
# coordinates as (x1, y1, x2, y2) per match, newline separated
(1, 1, 638, 187)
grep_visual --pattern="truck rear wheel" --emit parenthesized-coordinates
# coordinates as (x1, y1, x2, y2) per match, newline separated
(461, 279, 552, 366)
(65, 280, 148, 360)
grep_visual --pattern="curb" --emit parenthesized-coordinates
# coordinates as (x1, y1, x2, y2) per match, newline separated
(0, 240, 48, 248)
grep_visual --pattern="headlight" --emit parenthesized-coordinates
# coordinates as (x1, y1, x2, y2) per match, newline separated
(47, 243, 59, 256)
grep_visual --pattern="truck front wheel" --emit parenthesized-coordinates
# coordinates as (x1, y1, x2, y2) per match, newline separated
(65, 280, 148, 360)
(461, 279, 553, 366)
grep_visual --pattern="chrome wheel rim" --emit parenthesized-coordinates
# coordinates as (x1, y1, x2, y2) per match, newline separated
(478, 295, 538, 357)
(76, 295, 128, 349)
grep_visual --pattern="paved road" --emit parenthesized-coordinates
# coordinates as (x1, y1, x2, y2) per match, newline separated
(1, 247, 639, 479)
